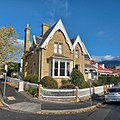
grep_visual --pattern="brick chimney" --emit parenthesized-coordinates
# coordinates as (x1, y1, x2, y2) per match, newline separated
(41, 23, 50, 36)
(24, 24, 30, 52)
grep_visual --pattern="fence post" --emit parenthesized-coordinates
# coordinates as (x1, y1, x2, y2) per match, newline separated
(38, 84, 42, 99)
(105, 84, 108, 93)
(75, 86, 79, 102)
(93, 86, 95, 94)
(18, 81, 24, 92)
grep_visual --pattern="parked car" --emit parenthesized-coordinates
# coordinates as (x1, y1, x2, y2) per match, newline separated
(105, 86, 120, 102)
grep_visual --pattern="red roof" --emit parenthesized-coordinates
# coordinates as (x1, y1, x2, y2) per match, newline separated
(90, 61, 96, 65)
(90, 62, 120, 76)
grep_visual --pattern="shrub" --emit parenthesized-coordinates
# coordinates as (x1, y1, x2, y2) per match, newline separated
(28, 87, 38, 97)
(60, 84, 76, 89)
(80, 81, 90, 88)
(98, 76, 120, 85)
(41, 76, 58, 89)
(92, 80, 102, 87)
(24, 74, 38, 84)
(70, 68, 85, 88)
(61, 79, 70, 85)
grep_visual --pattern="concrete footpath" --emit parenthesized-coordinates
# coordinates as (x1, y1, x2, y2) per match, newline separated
(0, 79, 105, 114)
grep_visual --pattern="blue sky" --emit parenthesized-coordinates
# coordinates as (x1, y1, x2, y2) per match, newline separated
(0, 0, 120, 62)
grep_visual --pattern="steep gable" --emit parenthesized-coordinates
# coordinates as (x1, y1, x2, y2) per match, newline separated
(40, 19, 73, 51)
(72, 35, 92, 60)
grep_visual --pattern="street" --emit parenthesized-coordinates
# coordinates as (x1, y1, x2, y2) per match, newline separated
(1, 103, 120, 120)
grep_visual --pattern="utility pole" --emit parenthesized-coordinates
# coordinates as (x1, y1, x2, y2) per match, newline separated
(89, 80, 93, 106)
(88, 71, 93, 106)
(3, 65, 8, 98)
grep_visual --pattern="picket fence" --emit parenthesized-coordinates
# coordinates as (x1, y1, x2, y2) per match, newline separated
(6, 77, 113, 99)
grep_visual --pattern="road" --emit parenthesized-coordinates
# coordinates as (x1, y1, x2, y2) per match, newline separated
(1, 103, 120, 120)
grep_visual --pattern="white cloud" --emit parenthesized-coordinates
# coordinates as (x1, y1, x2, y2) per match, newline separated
(44, 0, 70, 26)
(17, 39, 24, 46)
(17, 39, 31, 47)
(92, 55, 120, 62)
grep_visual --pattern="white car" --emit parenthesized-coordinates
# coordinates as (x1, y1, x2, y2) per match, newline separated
(105, 86, 120, 102)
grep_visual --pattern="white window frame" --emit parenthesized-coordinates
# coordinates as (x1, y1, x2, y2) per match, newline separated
(54, 43, 58, 53)
(75, 50, 79, 58)
(59, 43, 63, 54)
(50, 59, 72, 78)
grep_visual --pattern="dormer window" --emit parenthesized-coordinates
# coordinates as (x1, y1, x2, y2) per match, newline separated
(75, 50, 79, 58)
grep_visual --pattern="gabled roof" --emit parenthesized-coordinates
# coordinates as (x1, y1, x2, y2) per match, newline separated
(30, 19, 92, 59)
(31, 35, 43, 49)
(72, 35, 92, 60)
(71, 36, 77, 44)
(40, 19, 73, 51)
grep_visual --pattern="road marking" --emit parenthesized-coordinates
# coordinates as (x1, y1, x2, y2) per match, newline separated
(7, 96, 16, 101)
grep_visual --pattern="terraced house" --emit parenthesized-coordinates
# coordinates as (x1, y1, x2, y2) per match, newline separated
(22, 19, 96, 85)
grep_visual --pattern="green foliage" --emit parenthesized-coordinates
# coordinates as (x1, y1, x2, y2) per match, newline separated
(28, 87, 38, 97)
(61, 79, 70, 85)
(98, 76, 120, 85)
(70, 68, 86, 88)
(92, 80, 102, 87)
(60, 84, 76, 89)
(24, 74, 38, 84)
(41, 76, 58, 89)
(91, 76, 120, 87)
(7, 62, 20, 77)
(0, 26, 23, 69)
(80, 81, 90, 88)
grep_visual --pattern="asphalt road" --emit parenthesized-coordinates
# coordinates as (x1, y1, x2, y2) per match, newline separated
(1, 103, 120, 120)
(0, 108, 91, 120)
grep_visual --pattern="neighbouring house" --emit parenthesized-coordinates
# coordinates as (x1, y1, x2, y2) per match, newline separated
(90, 61, 120, 77)
(22, 19, 93, 85)
(115, 65, 120, 72)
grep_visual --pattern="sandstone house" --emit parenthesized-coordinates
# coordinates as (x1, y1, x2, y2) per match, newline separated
(22, 19, 97, 85)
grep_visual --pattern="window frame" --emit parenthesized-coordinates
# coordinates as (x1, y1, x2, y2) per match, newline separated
(54, 42, 58, 54)
(58, 43, 63, 54)
(75, 50, 79, 58)
(54, 42, 63, 54)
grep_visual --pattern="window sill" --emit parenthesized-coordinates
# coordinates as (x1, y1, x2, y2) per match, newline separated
(53, 76, 70, 79)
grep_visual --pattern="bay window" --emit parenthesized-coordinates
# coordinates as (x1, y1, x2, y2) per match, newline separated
(50, 59, 72, 78)
(60, 62, 65, 76)
(54, 61, 58, 76)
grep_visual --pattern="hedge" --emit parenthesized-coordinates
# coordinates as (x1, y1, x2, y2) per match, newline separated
(24, 74, 38, 84)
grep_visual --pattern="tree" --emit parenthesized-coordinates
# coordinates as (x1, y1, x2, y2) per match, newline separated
(0, 26, 22, 71)
(7, 62, 20, 77)
(70, 68, 89, 88)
